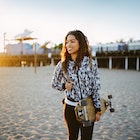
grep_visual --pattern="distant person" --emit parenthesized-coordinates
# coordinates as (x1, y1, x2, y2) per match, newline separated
(118, 44, 122, 51)
(123, 43, 128, 51)
(51, 30, 101, 140)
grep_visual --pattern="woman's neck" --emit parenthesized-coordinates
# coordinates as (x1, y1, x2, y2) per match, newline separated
(71, 54, 77, 62)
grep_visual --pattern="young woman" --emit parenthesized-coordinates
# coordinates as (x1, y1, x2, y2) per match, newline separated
(52, 30, 101, 140)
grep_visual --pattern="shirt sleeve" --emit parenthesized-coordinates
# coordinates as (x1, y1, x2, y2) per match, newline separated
(91, 60, 101, 111)
(51, 61, 66, 91)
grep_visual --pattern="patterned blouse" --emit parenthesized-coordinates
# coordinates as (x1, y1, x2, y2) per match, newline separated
(51, 56, 101, 109)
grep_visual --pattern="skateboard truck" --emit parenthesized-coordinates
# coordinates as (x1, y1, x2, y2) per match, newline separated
(105, 95, 115, 113)
(76, 98, 95, 127)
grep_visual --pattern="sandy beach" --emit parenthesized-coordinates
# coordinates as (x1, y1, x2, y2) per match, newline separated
(0, 66, 140, 140)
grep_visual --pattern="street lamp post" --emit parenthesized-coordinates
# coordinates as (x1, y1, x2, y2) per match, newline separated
(3, 32, 6, 53)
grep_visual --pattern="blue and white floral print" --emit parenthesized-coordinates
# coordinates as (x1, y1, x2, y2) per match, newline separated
(51, 56, 101, 109)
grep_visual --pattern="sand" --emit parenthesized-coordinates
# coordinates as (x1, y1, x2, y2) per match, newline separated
(0, 66, 140, 140)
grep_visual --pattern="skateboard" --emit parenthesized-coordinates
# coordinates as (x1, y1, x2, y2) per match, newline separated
(75, 95, 115, 127)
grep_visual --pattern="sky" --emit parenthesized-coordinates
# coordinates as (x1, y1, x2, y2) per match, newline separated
(0, 0, 140, 52)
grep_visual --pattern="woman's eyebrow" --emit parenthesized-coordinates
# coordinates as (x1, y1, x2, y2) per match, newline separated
(67, 39, 76, 42)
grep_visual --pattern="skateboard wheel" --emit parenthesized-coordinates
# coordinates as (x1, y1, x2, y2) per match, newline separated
(108, 95, 112, 99)
(77, 109, 84, 118)
(82, 121, 92, 127)
(80, 100, 87, 106)
(110, 108, 115, 112)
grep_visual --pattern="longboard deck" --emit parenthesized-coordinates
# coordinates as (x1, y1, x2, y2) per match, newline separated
(75, 96, 114, 126)
(101, 98, 108, 115)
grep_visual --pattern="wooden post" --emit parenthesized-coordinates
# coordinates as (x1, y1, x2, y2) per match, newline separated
(40, 61, 43, 67)
(34, 43, 37, 74)
(125, 56, 128, 70)
(109, 57, 112, 69)
(136, 57, 139, 71)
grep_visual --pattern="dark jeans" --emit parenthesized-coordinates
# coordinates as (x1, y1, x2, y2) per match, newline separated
(64, 103, 94, 140)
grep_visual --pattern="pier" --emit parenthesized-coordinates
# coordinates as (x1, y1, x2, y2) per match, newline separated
(0, 50, 140, 71)
(0, 54, 51, 67)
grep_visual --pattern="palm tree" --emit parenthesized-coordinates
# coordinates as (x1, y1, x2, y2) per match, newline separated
(129, 38, 133, 43)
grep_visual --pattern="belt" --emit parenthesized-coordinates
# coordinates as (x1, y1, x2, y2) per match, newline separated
(65, 97, 78, 107)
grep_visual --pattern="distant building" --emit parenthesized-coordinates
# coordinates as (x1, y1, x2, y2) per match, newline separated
(90, 40, 140, 56)
(5, 43, 44, 55)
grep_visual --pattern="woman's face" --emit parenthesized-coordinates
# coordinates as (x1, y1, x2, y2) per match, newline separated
(66, 34, 80, 55)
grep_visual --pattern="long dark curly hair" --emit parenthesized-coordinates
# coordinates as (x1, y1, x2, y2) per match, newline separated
(61, 30, 92, 73)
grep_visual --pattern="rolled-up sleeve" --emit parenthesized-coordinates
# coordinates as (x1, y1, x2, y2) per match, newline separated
(51, 61, 66, 91)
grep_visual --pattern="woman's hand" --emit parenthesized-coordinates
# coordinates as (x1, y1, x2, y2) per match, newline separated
(95, 112, 101, 122)
(65, 81, 73, 90)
